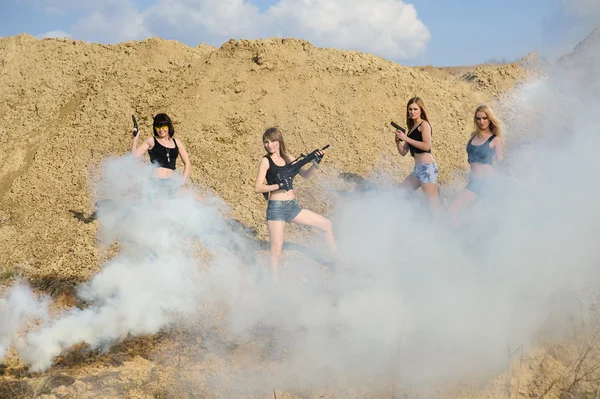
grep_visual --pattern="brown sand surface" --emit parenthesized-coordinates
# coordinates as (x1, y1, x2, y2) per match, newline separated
(1, 34, 588, 398)
(0, 34, 530, 280)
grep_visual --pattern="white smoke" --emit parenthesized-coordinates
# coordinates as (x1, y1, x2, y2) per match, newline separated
(1, 38, 600, 397)
(562, 0, 600, 20)
(209, 45, 600, 392)
(0, 156, 255, 372)
(0, 284, 49, 362)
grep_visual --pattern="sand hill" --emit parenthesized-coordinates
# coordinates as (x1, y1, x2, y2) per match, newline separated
(0, 34, 530, 283)
(1, 29, 592, 398)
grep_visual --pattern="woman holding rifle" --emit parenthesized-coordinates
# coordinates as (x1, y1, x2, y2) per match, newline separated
(254, 127, 338, 282)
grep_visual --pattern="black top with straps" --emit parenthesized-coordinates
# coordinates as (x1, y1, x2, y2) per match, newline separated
(467, 134, 496, 165)
(265, 155, 293, 190)
(148, 137, 179, 170)
(407, 121, 432, 157)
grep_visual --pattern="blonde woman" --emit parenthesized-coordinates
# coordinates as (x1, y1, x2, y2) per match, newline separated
(449, 104, 505, 224)
(254, 127, 337, 282)
(394, 97, 440, 213)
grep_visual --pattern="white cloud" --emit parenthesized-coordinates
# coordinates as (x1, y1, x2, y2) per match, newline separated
(70, 0, 149, 43)
(142, 0, 262, 41)
(265, 0, 430, 59)
(25, 0, 431, 60)
(23, 0, 148, 43)
(143, 0, 430, 59)
(36, 29, 71, 39)
(19, 0, 92, 14)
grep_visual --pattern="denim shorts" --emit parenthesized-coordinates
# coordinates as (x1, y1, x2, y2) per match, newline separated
(466, 175, 497, 195)
(266, 199, 302, 222)
(412, 162, 438, 184)
(148, 178, 180, 199)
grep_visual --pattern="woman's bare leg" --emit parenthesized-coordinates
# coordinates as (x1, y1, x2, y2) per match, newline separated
(291, 209, 338, 261)
(400, 173, 421, 190)
(421, 182, 442, 218)
(266, 220, 286, 282)
(449, 189, 477, 229)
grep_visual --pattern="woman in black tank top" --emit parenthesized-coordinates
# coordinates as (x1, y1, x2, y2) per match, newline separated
(393, 97, 441, 215)
(130, 113, 193, 198)
(254, 127, 338, 282)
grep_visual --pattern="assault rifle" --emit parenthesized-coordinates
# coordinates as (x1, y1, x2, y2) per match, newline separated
(132, 115, 139, 137)
(262, 144, 330, 200)
(390, 121, 406, 133)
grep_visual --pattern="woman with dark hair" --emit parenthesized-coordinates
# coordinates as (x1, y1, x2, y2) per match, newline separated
(394, 97, 440, 214)
(130, 113, 192, 196)
(254, 127, 337, 282)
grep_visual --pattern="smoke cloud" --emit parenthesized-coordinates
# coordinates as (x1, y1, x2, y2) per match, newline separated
(0, 156, 254, 372)
(0, 284, 49, 362)
(562, 0, 600, 20)
(0, 33, 600, 396)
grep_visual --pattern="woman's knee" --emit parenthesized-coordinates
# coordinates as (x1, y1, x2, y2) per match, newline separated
(270, 244, 283, 258)
(421, 182, 438, 196)
(449, 196, 469, 216)
(449, 199, 460, 214)
(320, 218, 333, 233)
(271, 240, 283, 256)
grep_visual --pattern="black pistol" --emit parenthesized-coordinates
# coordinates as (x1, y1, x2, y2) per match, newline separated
(132, 115, 139, 137)
(391, 121, 406, 133)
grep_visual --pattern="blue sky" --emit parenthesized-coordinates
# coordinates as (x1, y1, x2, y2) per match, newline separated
(1, 0, 598, 66)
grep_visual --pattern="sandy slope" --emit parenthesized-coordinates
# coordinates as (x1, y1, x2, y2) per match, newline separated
(0, 34, 550, 398)
(0, 34, 529, 282)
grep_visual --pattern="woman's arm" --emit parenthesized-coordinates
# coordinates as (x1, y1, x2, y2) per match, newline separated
(131, 134, 153, 158)
(297, 150, 324, 179)
(491, 136, 504, 162)
(491, 136, 510, 175)
(395, 132, 409, 156)
(400, 122, 432, 152)
(175, 138, 191, 180)
(254, 157, 281, 194)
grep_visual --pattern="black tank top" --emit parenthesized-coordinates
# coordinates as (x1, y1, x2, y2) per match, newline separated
(407, 121, 432, 157)
(148, 137, 178, 170)
(265, 155, 293, 190)
(467, 134, 496, 165)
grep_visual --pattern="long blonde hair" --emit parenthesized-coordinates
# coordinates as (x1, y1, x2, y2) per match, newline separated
(406, 97, 430, 130)
(262, 127, 292, 163)
(474, 104, 504, 139)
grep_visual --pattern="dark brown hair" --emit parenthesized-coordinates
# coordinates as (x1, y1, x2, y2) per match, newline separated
(153, 113, 174, 138)
(262, 127, 292, 163)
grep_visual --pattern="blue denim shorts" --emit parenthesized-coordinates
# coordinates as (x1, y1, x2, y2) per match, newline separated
(466, 175, 497, 195)
(266, 199, 302, 222)
(412, 162, 438, 184)
(148, 178, 180, 200)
